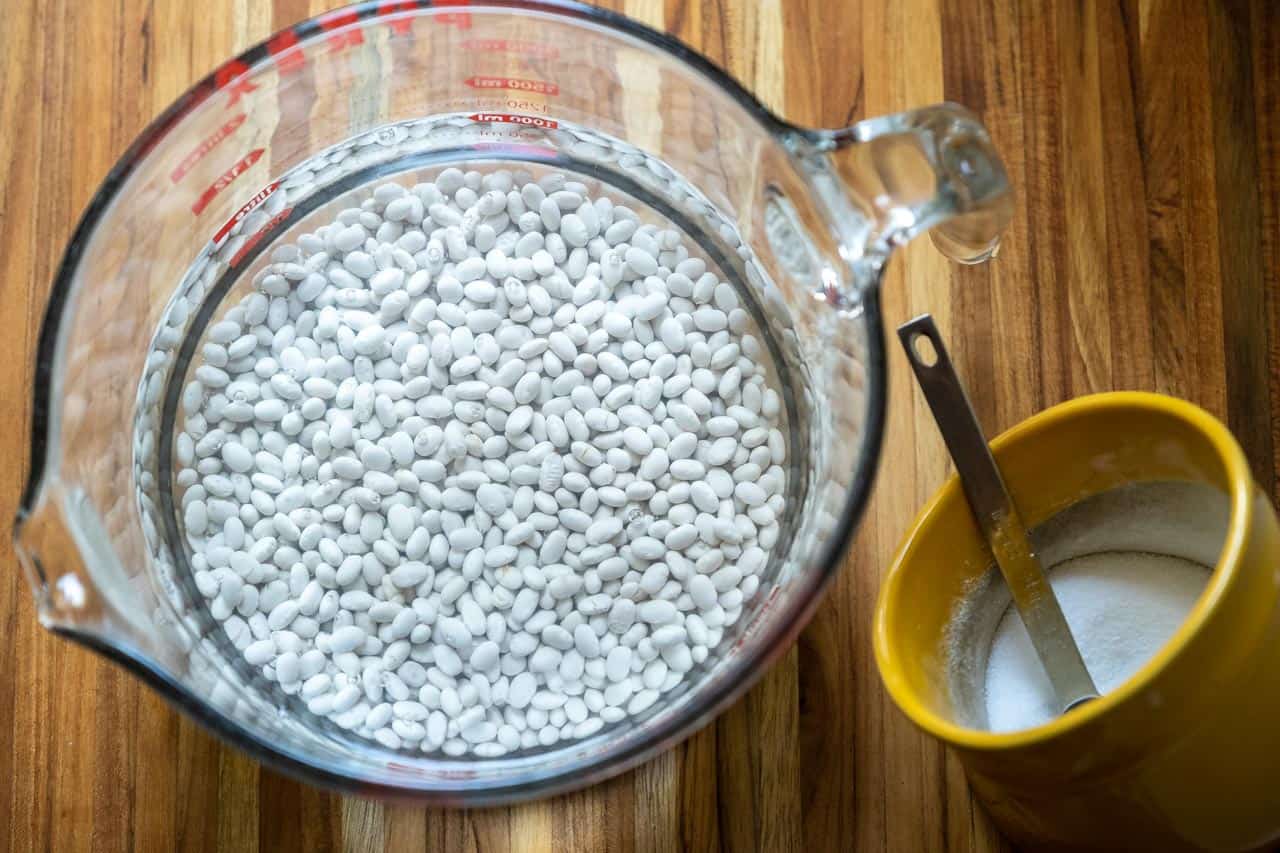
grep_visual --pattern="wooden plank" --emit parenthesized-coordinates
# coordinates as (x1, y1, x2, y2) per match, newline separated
(0, 1, 1275, 850)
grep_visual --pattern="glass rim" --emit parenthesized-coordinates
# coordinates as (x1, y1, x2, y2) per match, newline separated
(17, 0, 887, 801)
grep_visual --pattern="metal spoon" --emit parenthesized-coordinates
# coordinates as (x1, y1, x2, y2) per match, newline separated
(897, 314, 1098, 714)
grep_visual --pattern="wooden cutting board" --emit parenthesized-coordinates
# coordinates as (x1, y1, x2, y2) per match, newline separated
(0, 1, 1275, 850)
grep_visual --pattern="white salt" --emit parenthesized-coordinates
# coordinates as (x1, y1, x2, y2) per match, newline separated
(983, 551, 1210, 732)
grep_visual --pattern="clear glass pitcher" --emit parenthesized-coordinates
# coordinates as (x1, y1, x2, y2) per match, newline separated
(15, 0, 1010, 801)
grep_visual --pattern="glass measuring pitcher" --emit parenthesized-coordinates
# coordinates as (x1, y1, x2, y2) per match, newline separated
(15, 1, 1010, 801)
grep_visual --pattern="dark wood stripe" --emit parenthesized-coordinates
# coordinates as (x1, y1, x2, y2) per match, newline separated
(1209, 0, 1272, 492)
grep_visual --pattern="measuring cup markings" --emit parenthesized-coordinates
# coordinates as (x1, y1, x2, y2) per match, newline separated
(266, 29, 306, 75)
(197, 8, 528, 118)
(316, 8, 365, 52)
(434, 12, 473, 30)
(465, 75, 559, 96)
(384, 760, 429, 777)
(191, 148, 265, 216)
(463, 70, 560, 117)
(506, 100, 553, 115)
(188, 18, 564, 204)
(377, 1, 419, 34)
(170, 114, 247, 184)
(473, 128, 559, 149)
(475, 91, 555, 113)
(212, 180, 281, 245)
(461, 37, 559, 59)
(469, 112, 558, 130)
(733, 586, 782, 653)
(434, 94, 553, 115)
(212, 58, 258, 106)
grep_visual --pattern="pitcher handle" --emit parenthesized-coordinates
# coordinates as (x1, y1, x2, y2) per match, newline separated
(799, 103, 1013, 275)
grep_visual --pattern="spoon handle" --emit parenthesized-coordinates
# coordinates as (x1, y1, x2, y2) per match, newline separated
(897, 314, 1098, 713)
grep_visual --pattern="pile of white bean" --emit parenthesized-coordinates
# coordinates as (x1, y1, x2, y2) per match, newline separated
(177, 167, 788, 756)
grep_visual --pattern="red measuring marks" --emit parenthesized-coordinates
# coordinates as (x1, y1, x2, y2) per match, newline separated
(200, 3, 492, 109)
(465, 76, 559, 96)
(193, 149, 265, 216)
(267, 29, 306, 75)
(377, 0, 417, 34)
(461, 38, 559, 59)
(229, 204, 294, 267)
(213, 58, 257, 107)
(469, 112, 558, 130)
(211, 179, 280, 245)
(317, 8, 364, 52)
(430, 0, 473, 28)
(170, 113, 246, 184)
(733, 586, 782, 653)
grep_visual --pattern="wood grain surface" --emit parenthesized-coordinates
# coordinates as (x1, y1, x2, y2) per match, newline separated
(1, 1, 1277, 850)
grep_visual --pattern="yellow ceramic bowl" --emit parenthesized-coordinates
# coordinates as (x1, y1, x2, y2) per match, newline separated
(874, 392, 1280, 851)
